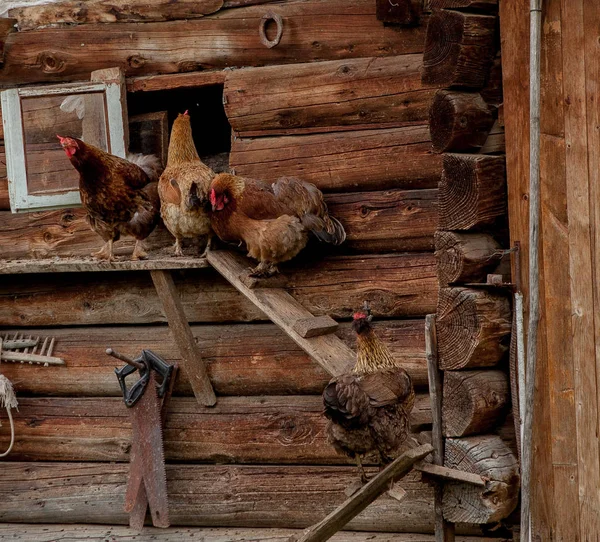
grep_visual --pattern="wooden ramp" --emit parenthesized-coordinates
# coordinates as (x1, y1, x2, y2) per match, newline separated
(206, 250, 354, 377)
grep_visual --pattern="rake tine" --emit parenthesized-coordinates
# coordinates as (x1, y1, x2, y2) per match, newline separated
(47, 337, 56, 357)
(40, 337, 49, 356)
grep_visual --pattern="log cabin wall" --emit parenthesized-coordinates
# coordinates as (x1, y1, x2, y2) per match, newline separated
(0, 1, 513, 539)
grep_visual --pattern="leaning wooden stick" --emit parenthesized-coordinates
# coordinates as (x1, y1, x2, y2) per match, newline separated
(293, 443, 433, 542)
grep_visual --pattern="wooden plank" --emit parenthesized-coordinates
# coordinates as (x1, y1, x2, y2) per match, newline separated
(0, 395, 432, 463)
(127, 70, 227, 93)
(10, 0, 224, 30)
(206, 250, 355, 377)
(150, 270, 216, 406)
(230, 126, 442, 192)
(0, 253, 438, 326)
(0, 321, 428, 397)
(0, 525, 500, 542)
(0, 463, 442, 533)
(224, 55, 438, 136)
(424, 0, 497, 12)
(295, 445, 434, 542)
(292, 316, 339, 338)
(415, 463, 485, 487)
(0, 0, 428, 85)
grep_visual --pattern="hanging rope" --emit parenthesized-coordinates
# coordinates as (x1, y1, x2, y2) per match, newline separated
(0, 374, 18, 458)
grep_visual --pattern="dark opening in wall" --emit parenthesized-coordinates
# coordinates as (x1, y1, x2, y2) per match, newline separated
(127, 84, 230, 173)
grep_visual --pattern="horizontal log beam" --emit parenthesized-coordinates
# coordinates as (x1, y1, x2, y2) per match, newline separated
(422, 10, 497, 89)
(376, 0, 422, 24)
(224, 55, 438, 136)
(424, 0, 498, 12)
(0, 462, 439, 532)
(0, 0, 428, 85)
(230, 126, 442, 193)
(0, 321, 428, 396)
(127, 70, 227, 92)
(0, 395, 431, 464)
(0, 254, 438, 326)
(436, 287, 511, 370)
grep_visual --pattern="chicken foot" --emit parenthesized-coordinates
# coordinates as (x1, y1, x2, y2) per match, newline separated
(92, 240, 114, 262)
(173, 237, 184, 257)
(249, 261, 279, 278)
(199, 235, 214, 258)
(132, 240, 148, 261)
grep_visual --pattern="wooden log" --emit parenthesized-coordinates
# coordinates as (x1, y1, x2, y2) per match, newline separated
(150, 270, 217, 406)
(376, 0, 422, 24)
(230, 126, 442, 192)
(434, 231, 502, 286)
(9, 0, 224, 30)
(0, 254, 438, 326)
(424, 0, 498, 12)
(224, 55, 438, 136)
(292, 316, 339, 339)
(438, 154, 507, 230)
(295, 444, 434, 542)
(0, 525, 500, 542)
(429, 91, 494, 153)
(443, 436, 520, 524)
(436, 287, 511, 370)
(127, 70, 226, 93)
(0, 395, 431, 464)
(0, 321, 429, 397)
(0, 462, 440, 532)
(442, 370, 509, 436)
(0, 0, 428, 86)
(422, 10, 497, 89)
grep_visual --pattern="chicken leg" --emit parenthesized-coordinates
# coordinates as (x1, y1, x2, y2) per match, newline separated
(132, 240, 148, 261)
(173, 237, 184, 257)
(92, 240, 114, 262)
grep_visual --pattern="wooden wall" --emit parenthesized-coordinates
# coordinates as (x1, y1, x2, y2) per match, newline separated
(500, 0, 600, 539)
(0, 0, 511, 539)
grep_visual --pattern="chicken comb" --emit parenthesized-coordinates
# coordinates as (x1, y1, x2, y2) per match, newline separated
(183, 110, 189, 116)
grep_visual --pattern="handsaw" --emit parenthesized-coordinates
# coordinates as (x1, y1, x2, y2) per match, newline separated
(108, 348, 177, 530)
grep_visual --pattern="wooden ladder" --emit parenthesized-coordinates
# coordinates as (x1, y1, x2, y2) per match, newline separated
(206, 249, 355, 378)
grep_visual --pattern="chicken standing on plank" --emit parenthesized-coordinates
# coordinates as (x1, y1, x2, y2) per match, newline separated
(158, 111, 214, 257)
(58, 136, 161, 261)
(323, 303, 415, 483)
(209, 173, 346, 277)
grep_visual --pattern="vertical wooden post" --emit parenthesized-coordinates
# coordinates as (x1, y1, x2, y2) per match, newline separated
(425, 314, 455, 542)
(150, 270, 216, 407)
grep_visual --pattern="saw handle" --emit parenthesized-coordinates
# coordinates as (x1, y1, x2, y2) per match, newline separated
(142, 350, 174, 398)
(114, 361, 150, 407)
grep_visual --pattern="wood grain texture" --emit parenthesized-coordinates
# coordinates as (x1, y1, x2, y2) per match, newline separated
(0, 253, 438, 327)
(127, 70, 227, 92)
(0, 321, 428, 397)
(224, 55, 438, 136)
(0, 525, 501, 542)
(376, 0, 422, 24)
(0, 395, 431, 463)
(424, 0, 497, 12)
(0, 0, 428, 85)
(230, 126, 442, 192)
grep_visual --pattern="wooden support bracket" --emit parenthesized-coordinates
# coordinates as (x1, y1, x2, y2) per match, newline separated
(206, 250, 354, 377)
(292, 443, 434, 542)
(292, 316, 339, 338)
(150, 269, 216, 407)
(415, 461, 487, 487)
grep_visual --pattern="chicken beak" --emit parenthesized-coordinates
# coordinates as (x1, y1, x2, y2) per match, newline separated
(56, 134, 66, 146)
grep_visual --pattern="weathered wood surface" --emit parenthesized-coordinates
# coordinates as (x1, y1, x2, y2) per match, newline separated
(424, 0, 497, 12)
(422, 10, 496, 89)
(415, 463, 485, 487)
(443, 436, 519, 524)
(0, 254, 438, 326)
(127, 70, 227, 92)
(0, 395, 431, 463)
(295, 445, 434, 542)
(0, 152, 7, 209)
(0, 462, 441, 532)
(442, 370, 509, 437)
(0, 321, 428, 396)
(434, 231, 502, 286)
(436, 287, 511, 370)
(477, 119, 505, 155)
(224, 55, 438, 136)
(129, 111, 168, 166)
(292, 315, 339, 339)
(0, 525, 501, 542)
(376, 0, 422, 24)
(429, 91, 494, 153)
(438, 154, 507, 230)
(10, 0, 224, 30)
(0, 0, 428, 85)
(230, 126, 442, 192)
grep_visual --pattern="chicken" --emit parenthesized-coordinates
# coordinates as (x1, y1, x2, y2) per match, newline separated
(158, 111, 214, 257)
(323, 303, 415, 483)
(57, 136, 161, 261)
(209, 173, 346, 277)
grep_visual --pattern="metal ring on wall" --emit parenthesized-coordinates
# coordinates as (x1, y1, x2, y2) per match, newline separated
(259, 12, 284, 49)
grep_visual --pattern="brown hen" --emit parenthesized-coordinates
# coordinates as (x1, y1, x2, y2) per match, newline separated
(158, 111, 214, 257)
(323, 303, 415, 482)
(209, 173, 346, 276)
(58, 136, 161, 261)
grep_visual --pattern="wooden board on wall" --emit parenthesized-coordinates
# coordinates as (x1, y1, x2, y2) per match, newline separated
(230, 126, 442, 192)
(0, 253, 438, 326)
(0, 394, 431, 463)
(0, 0, 428, 85)
(224, 55, 439, 136)
(0, 320, 429, 396)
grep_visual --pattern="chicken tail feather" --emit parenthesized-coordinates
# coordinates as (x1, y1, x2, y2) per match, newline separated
(302, 214, 346, 245)
(126, 152, 162, 182)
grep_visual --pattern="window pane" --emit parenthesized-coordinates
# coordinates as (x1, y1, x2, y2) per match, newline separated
(21, 92, 108, 196)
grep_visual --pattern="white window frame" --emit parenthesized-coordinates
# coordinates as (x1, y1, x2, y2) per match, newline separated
(1, 80, 127, 213)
